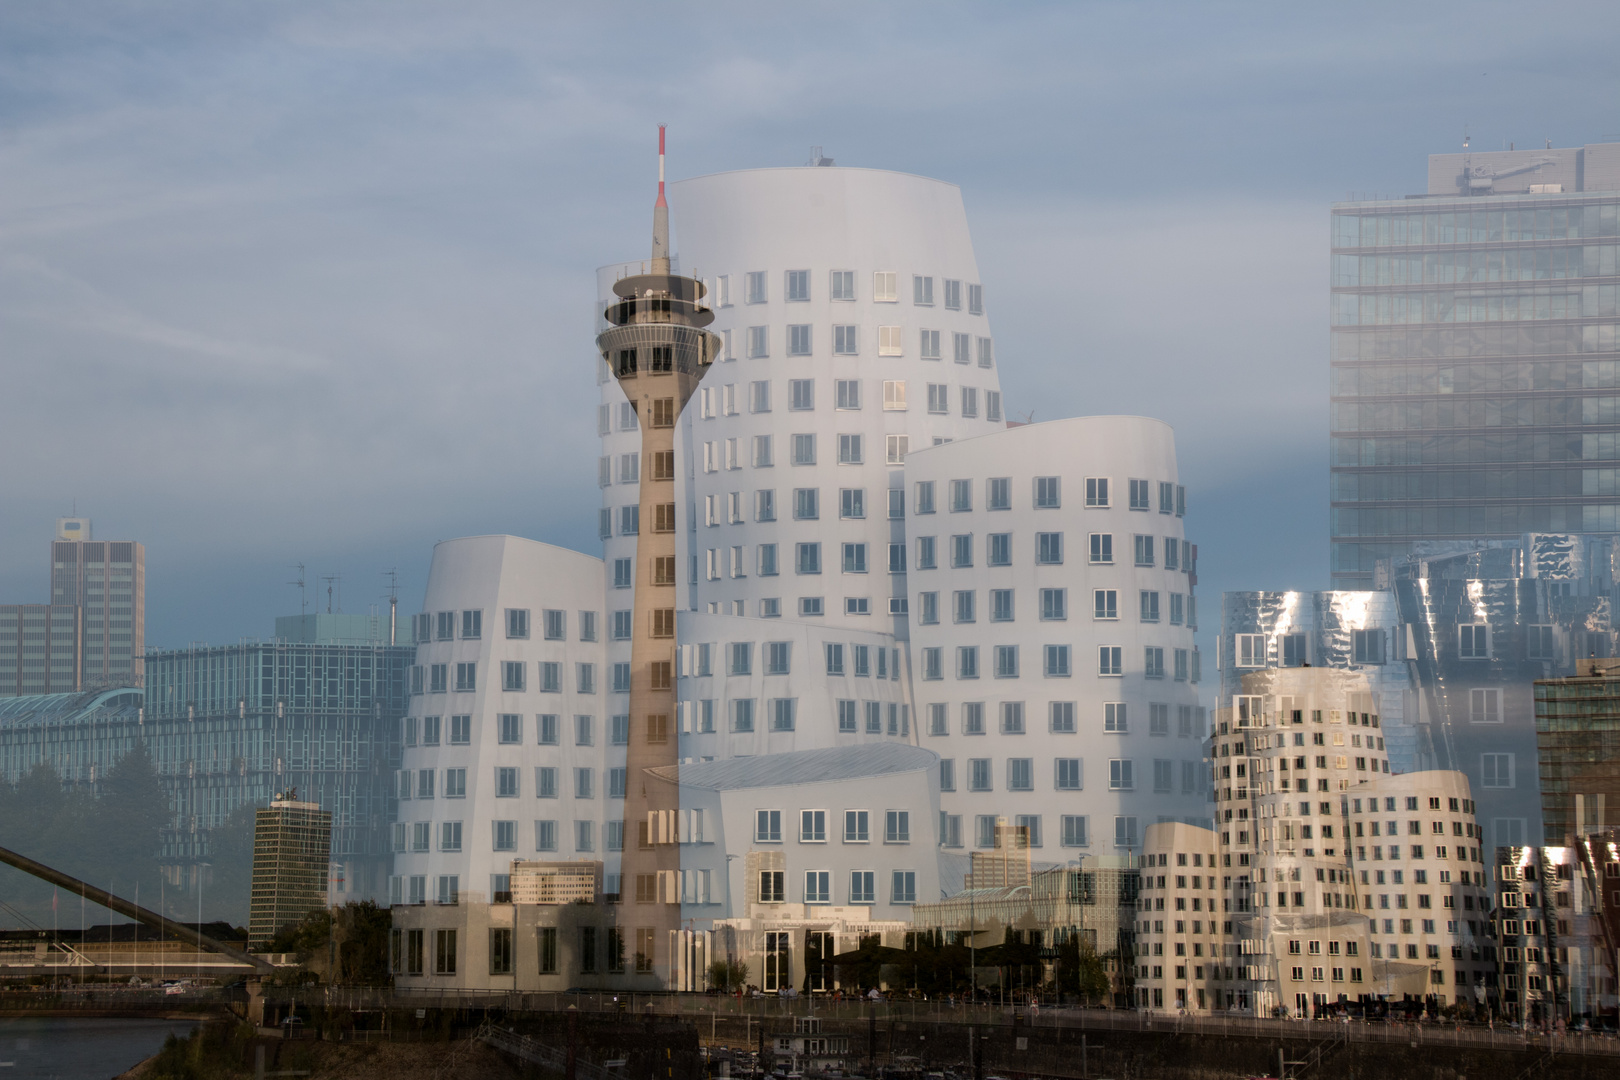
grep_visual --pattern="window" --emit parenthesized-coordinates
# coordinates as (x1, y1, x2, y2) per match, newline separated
(952, 589, 976, 624)
(505, 608, 530, 640)
(1000, 700, 1026, 733)
(770, 698, 796, 731)
(1090, 589, 1119, 621)
(1140, 648, 1162, 678)
(1104, 702, 1127, 732)
(1037, 532, 1063, 565)
(995, 645, 1019, 678)
(444, 768, 467, 798)
(873, 271, 897, 302)
(1062, 815, 1089, 848)
(1140, 590, 1161, 623)
(838, 434, 863, 464)
(756, 809, 782, 843)
(784, 269, 809, 302)
(892, 871, 917, 904)
(498, 713, 521, 745)
(841, 543, 868, 574)
(743, 270, 769, 304)
(1109, 759, 1134, 790)
(796, 542, 821, 575)
(960, 387, 978, 417)
(535, 820, 558, 852)
(1470, 687, 1502, 724)
(1235, 634, 1266, 667)
(927, 383, 949, 414)
(1056, 758, 1082, 790)
(920, 329, 942, 360)
(787, 324, 812, 356)
(1098, 646, 1123, 676)
(835, 379, 861, 410)
(843, 809, 869, 843)
(1084, 478, 1110, 508)
(1129, 479, 1150, 510)
(1089, 533, 1113, 564)
(1044, 644, 1071, 677)
(1008, 758, 1033, 790)
(804, 871, 831, 905)
(913, 275, 934, 305)
(886, 434, 909, 464)
(991, 588, 1014, 621)
(1350, 628, 1385, 664)
(455, 662, 476, 692)
(765, 641, 792, 675)
(969, 758, 993, 792)
(800, 809, 827, 843)
(978, 337, 994, 367)
(1459, 624, 1490, 659)
(576, 663, 595, 694)
(951, 535, 973, 568)
(459, 610, 482, 639)
(1133, 535, 1155, 566)
(1174, 649, 1189, 681)
(1482, 753, 1515, 789)
(502, 662, 525, 692)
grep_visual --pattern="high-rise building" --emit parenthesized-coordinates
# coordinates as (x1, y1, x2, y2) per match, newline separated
(0, 604, 80, 696)
(1533, 667, 1620, 845)
(1329, 141, 1620, 588)
(249, 794, 332, 948)
(49, 518, 145, 689)
(142, 618, 411, 899)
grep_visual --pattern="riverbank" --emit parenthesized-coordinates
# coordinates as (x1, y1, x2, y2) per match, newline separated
(0, 1016, 201, 1078)
(115, 1032, 527, 1079)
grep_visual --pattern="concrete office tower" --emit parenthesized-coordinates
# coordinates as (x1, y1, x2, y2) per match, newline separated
(389, 537, 607, 981)
(50, 519, 145, 689)
(0, 605, 79, 696)
(249, 793, 332, 948)
(594, 127, 721, 986)
(906, 417, 1204, 856)
(1328, 140, 1620, 588)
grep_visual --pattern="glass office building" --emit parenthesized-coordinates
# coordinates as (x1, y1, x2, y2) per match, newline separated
(1330, 142, 1620, 588)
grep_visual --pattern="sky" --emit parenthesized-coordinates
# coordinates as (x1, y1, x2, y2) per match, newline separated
(2, 1, 1616, 661)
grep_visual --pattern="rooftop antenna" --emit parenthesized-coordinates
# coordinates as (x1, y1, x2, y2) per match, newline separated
(382, 569, 400, 646)
(320, 573, 340, 615)
(288, 563, 307, 616)
(652, 124, 669, 274)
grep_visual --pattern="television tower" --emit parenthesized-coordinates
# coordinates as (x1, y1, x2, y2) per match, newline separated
(595, 126, 720, 986)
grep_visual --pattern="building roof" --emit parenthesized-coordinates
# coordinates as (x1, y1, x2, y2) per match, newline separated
(0, 688, 143, 729)
(650, 743, 936, 792)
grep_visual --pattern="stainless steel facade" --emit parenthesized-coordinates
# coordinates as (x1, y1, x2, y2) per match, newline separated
(1329, 142, 1620, 589)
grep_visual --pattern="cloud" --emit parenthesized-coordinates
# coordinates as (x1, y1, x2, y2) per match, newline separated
(0, 0, 1615, 647)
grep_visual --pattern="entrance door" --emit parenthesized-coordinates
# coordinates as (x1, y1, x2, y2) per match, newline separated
(764, 931, 792, 992)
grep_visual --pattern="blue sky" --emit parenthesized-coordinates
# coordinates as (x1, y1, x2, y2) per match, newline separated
(2, 1, 1616, 657)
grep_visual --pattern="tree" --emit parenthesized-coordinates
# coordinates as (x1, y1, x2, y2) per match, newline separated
(708, 958, 748, 992)
(266, 902, 393, 985)
(1054, 934, 1111, 1004)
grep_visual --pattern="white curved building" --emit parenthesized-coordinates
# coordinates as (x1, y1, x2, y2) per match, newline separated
(389, 536, 612, 916)
(905, 416, 1205, 855)
(596, 167, 1004, 759)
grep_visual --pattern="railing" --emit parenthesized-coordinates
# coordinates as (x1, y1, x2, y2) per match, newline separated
(261, 987, 1620, 1057)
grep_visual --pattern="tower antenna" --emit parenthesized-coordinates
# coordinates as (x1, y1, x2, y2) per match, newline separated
(320, 573, 340, 615)
(288, 563, 307, 617)
(652, 125, 669, 273)
(382, 569, 400, 646)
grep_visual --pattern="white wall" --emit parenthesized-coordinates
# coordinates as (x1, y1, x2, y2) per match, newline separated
(393, 535, 612, 905)
(904, 415, 1206, 857)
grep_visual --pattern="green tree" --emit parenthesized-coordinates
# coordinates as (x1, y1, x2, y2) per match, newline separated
(1054, 934, 1111, 1004)
(708, 958, 749, 992)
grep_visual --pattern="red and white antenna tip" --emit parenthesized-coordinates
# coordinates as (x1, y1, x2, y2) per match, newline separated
(656, 125, 667, 207)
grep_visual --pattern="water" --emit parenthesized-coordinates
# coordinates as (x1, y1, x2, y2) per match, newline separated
(0, 1017, 199, 1079)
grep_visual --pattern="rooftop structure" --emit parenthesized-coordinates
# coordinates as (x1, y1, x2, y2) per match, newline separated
(50, 525, 145, 690)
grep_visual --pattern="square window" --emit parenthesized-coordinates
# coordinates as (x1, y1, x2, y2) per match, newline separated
(873, 271, 897, 302)
(1089, 534, 1114, 564)
(1044, 644, 1071, 677)
(920, 329, 941, 360)
(747, 326, 769, 358)
(878, 326, 902, 355)
(914, 275, 934, 305)
(1129, 479, 1151, 510)
(787, 324, 812, 356)
(883, 380, 906, 411)
(838, 434, 863, 464)
(785, 269, 809, 302)
(831, 270, 855, 300)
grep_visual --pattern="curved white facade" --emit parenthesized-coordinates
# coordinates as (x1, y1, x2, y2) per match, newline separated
(905, 416, 1205, 854)
(392, 536, 613, 907)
